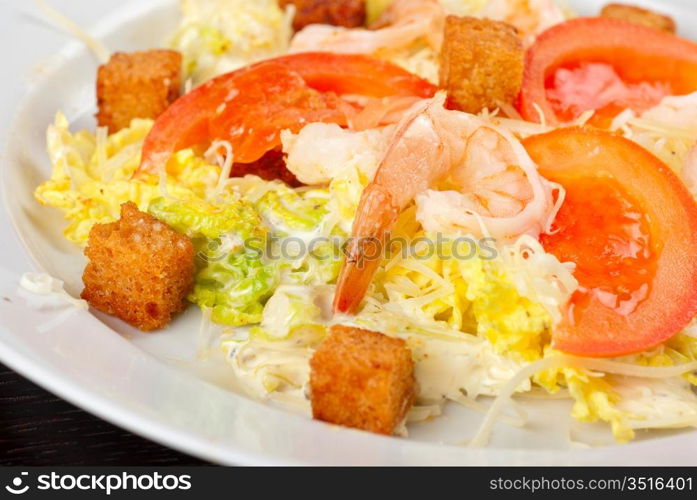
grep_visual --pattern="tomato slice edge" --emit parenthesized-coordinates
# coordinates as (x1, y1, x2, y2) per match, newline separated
(523, 127, 697, 357)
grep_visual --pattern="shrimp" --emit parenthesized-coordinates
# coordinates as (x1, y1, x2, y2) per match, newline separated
(281, 122, 391, 185)
(333, 93, 557, 314)
(479, 0, 566, 47)
(289, 0, 445, 55)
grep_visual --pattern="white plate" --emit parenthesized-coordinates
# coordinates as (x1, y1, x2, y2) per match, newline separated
(1, 0, 696, 465)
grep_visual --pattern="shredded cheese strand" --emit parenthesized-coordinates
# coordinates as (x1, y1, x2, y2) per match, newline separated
(205, 140, 235, 200)
(469, 356, 567, 447)
(543, 182, 566, 235)
(574, 357, 697, 379)
(35, 0, 110, 63)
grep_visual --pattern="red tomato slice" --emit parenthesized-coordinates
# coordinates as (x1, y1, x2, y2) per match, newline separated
(207, 64, 353, 164)
(523, 128, 697, 357)
(519, 17, 697, 126)
(138, 53, 436, 175)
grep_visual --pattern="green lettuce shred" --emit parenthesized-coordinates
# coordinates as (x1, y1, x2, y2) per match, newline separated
(149, 195, 277, 326)
(255, 185, 344, 286)
(146, 178, 347, 327)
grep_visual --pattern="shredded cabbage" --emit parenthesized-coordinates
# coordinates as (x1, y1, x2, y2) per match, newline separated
(149, 195, 277, 326)
(192, 250, 278, 326)
(533, 333, 697, 444)
(148, 193, 262, 241)
(254, 183, 344, 286)
(223, 300, 530, 418)
(614, 93, 697, 175)
(535, 359, 635, 443)
(492, 92, 697, 189)
(35, 113, 219, 244)
(374, 226, 574, 361)
(171, 0, 293, 85)
(222, 326, 323, 410)
(473, 350, 697, 446)
(256, 185, 329, 235)
(498, 235, 578, 326)
(170, 177, 348, 328)
(353, 305, 530, 401)
(36, 114, 351, 328)
(254, 284, 333, 340)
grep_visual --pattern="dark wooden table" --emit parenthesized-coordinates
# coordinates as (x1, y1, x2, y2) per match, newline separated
(0, 363, 208, 465)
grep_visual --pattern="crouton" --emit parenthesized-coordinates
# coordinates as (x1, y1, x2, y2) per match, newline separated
(439, 16, 524, 114)
(81, 202, 195, 331)
(310, 325, 415, 435)
(279, 0, 365, 31)
(96, 50, 182, 133)
(601, 3, 676, 34)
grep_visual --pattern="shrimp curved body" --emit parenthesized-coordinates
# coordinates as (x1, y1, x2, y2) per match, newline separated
(333, 93, 557, 314)
(289, 0, 445, 55)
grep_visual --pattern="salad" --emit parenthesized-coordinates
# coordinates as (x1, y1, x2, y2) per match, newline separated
(33, 0, 697, 444)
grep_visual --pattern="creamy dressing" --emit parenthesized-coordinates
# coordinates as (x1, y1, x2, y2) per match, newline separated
(19, 272, 88, 310)
(615, 376, 697, 430)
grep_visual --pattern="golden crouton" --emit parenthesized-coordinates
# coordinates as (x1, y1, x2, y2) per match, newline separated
(96, 50, 182, 133)
(310, 325, 415, 435)
(439, 16, 524, 114)
(601, 3, 676, 34)
(81, 202, 195, 331)
(279, 0, 366, 31)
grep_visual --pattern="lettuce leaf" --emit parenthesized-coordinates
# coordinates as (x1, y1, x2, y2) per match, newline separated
(254, 184, 344, 286)
(193, 250, 278, 326)
(149, 195, 276, 326)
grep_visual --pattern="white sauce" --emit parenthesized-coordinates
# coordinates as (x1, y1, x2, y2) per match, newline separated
(19, 272, 88, 310)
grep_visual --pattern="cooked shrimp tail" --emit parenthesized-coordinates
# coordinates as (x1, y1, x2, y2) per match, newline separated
(334, 184, 399, 313)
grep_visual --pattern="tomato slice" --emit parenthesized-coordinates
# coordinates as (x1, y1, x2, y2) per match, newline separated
(523, 128, 697, 357)
(138, 53, 436, 175)
(519, 17, 697, 126)
(207, 64, 353, 164)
